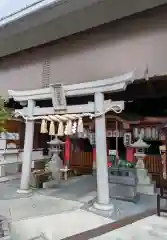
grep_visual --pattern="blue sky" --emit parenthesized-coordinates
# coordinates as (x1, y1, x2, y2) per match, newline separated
(0, 0, 40, 19)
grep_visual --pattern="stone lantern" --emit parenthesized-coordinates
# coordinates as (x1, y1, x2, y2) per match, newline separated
(130, 134, 150, 169)
(130, 134, 155, 195)
(47, 137, 64, 183)
(47, 137, 64, 153)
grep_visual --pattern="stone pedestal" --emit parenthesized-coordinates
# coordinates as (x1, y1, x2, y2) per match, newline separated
(108, 167, 138, 202)
(136, 167, 155, 195)
(0, 148, 19, 178)
(0, 166, 5, 177)
(48, 153, 63, 183)
(135, 155, 155, 195)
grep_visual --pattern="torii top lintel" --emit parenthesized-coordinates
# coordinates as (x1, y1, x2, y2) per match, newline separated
(8, 71, 134, 102)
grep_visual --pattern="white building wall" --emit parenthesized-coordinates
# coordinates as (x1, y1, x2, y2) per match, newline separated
(1, 5, 167, 96)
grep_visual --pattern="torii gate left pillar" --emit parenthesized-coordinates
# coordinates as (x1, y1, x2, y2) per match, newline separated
(17, 99, 35, 193)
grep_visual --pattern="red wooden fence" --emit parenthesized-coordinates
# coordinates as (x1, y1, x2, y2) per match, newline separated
(69, 152, 164, 186)
(70, 151, 93, 175)
(144, 155, 162, 187)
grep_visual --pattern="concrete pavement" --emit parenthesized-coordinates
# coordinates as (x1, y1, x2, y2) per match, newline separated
(91, 215, 167, 240)
(0, 177, 113, 239)
(11, 209, 113, 240)
(0, 176, 166, 239)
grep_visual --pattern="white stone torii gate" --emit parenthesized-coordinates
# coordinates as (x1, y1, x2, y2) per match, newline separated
(8, 71, 134, 211)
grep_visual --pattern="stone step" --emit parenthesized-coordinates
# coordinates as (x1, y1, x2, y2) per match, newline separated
(138, 176, 152, 185)
(137, 169, 153, 184)
(137, 183, 156, 195)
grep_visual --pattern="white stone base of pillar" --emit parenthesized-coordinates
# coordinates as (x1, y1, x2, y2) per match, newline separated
(93, 201, 113, 211)
(93, 161, 96, 170)
(17, 189, 32, 194)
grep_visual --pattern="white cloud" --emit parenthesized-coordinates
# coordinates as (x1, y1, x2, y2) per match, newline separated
(0, 0, 40, 19)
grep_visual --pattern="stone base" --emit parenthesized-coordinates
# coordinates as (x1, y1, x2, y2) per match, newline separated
(43, 180, 59, 188)
(137, 184, 156, 195)
(0, 166, 5, 177)
(109, 183, 139, 202)
(137, 168, 149, 183)
(93, 161, 96, 170)
(88, 202, 114, 218)
(17, 189, 32, 194)
(0, 173, 20, 183)
(93, 201, 113, 211)
(136, 168, 156, 195)
(108, 167, 138, 202)
(5, 163, 18, 175)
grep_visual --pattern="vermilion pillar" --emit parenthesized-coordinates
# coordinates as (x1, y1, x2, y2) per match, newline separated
(126, 147, 135, 163)
(65, 136, 71, 167)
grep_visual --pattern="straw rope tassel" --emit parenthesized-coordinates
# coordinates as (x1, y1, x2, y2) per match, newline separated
(57, 121, 64, 136)
(49, 121, 55, 136)
(77, 117, 84, 133)
(40, 119, 48, 133)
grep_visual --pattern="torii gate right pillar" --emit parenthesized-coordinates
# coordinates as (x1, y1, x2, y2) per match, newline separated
(93, 92, 113, 211)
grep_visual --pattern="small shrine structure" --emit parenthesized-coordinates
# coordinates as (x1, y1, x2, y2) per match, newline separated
(8, 71, 135, 211)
